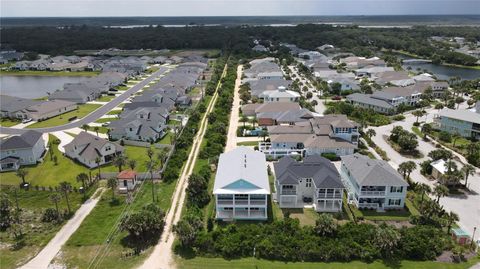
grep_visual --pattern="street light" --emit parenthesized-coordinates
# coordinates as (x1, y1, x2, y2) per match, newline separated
(471, 227, 477, 249)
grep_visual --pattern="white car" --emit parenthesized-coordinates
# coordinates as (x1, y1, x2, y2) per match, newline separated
(22, 118, 32, 124)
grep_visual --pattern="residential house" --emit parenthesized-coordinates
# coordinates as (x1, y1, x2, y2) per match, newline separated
(213, 147, 270, 221)
(0, 95, 42, 119)
(259, 114, 359, 158)
(117, 170, 138, 193)
(20, 100, 78, 121)
(434, 108, 480, 139)
(108, 107, 169, 142)
(241, 102, 301, 117)
(64, 131, 124, 168)
(340, 153, 409, 211)
(260, 86, 300, 103)
(257, 108, 314, 126)
(274, 155, 344, 212)
(248, 78, 292, 97)
(0, 131, 45, 171)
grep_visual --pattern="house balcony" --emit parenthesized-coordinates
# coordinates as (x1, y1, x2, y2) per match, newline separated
(216, 209, 267, 220)
(258, 142, 304, 158)
(315, 193, 343, 199)
(358, 202, 380, 209)
(281, 190, 297, 195)
(360, 191, 386, 196)
(315, 204, 342, 212)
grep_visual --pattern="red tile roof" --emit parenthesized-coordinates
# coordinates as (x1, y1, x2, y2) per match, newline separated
(117, 170, 137, 179)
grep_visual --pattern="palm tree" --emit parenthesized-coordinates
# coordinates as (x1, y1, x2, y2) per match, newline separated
(398, 161, 416, 180)
(374, 225, 400, 257)
(157, 148, 169, 169)
(412, 110, 425, 124)
(461, 164, 475, 188)
(59, 182, 72, 213)
(95, 157, 102, 176)
(451, 132, 461, 147)
(417, 183, 431, 209)
(434, 184, 449, 203)
(113, 154, 127, 172)
(444, 211, 459, 234)
(81, 124, 90, 133)
(128, 159, 137, 170)
(93, 126, 100, 137)
(76, 173, 89, 200)
(421, 123, 433, 139)
(252, 116, 257, 129)
(435, 103, 444, 111)
(107, 177, 118, 200)
(15, 168, 28, 186)
(366, 129, 376, 139)
(49, 193, 61, 216)
(241, 115, 248, 128)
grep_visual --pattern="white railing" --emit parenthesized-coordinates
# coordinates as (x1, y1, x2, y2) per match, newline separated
(316, 194, 343, 199)
(281, 190, 297, 195)
(360, 191, 385, 196)
(358, 202, 379, 208)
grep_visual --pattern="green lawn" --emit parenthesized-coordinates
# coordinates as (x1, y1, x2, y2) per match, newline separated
(94, 118, 114, 124)
(106, 110, 122, 115)
(361, 209, 412, 221)
(158, 132, 173, 145)
(177, 257, 480, 269)
(96, 95, 116, 102)
(0, 187, 94, 269)
(0, 70, 100, 77)
(27, 104, 101, 128)
(59, 180, 176, 269)
(0, 118, 21, 127)
(101, 145, 157, 173)
(236, 141, 259, 146)
(0, 135, 90, 188)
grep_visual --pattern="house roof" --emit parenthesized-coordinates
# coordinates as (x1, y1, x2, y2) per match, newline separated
(0, 130, 43, 151)
(213, 147, 270, 195)
(255, 102, 301, 114)
(341, 153, 408, 187)
(117, 170, 137, 179)
(64, 131, 123, 160)
(24, 100, 76, 115)
(0, 95, 42, 113)
(274, 155, 344, 189)
(346, 93, 394, 110)
(438, 108, 480, 125)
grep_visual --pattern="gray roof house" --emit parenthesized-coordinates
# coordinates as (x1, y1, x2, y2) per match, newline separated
(0, 130, 45, 171)
(109, 107, 169, 142)
(274, 155, 344, 212)
(21, 100, 78, 121)
(213, 147, 270, 221)
(64, 131, 124, 168)
(0, 95, 42, 119)
(49, 83, 100, 104)
(340, 153, 408, 210)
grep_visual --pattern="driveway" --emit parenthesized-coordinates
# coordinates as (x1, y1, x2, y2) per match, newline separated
(0, 66, 170, 135)
(19, 188, 104, 269)
(370, 104, 480, 237)
(51, 131, 74, 153)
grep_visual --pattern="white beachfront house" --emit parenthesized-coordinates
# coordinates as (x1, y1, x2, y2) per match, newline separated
(213, 147, 270, 221)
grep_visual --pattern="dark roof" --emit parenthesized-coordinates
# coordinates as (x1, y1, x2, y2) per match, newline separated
(0, 130, 43, 150)
(274, 155, 344, 189)
(0, 156, 20, 164)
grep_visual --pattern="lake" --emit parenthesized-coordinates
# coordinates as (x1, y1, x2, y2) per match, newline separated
(0, 75, 91, 99)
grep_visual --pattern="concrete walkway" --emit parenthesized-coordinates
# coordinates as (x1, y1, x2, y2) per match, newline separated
(50, 131, 74, 153)
(20, 188, 104, 269)
(225, 65, 243, 152)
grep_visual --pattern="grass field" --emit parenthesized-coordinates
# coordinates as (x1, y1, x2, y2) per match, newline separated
(0, 118, 21, 127)
(59, 179, 176, 269)
(0, 70, 100, 77)
(96, 95, 116, 102)
(176, 256, 480, 269)
(27, 104, 101, 128)
(0, 135, 90, 187)
(236, 141, 259, 146)
(158, 132, 173, 145)
(0, 187, 93, 269)
(106, 110, 122, 115)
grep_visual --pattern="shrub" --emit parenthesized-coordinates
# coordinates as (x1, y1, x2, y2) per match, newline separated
(321, 152, 340, 161)
(438, 131, 452, 143)
(392, 114, 406, 121)
(42, 208, 60, 222)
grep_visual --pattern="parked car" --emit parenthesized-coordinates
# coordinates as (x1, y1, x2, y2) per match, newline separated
(332, 95, 342, 100)
(22, 118, 32, 124)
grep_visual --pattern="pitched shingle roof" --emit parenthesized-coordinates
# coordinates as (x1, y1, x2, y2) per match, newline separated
(0, 130, 43, 150)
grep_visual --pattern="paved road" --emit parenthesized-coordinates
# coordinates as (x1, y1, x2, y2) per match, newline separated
(370, 103, 480, 237)
(19, 188, 105, 269)
(0, 66, 169, 135)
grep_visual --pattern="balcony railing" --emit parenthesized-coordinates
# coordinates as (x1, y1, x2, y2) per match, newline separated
(250, 200, 266, 205)
(281, 190, 297, 195)
(360, 191, 385, 196)
(316, 194, 343, 199)
(217, 199, 233, 205)
(358, 202, 379, 208)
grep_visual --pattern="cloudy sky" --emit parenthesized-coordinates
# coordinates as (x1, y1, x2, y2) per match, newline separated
(2, 0, 479, 17)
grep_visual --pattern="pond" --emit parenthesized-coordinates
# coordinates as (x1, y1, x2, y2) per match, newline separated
(396, 54, 480, 80)
(0, 75, 91, 99)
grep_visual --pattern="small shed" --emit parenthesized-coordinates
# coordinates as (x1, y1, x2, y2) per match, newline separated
(431, 159, 446, 179)
(117, 170, 137, 193)
(451, 227, 470, 245)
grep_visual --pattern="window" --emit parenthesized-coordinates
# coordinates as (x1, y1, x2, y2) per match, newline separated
(388, 199, 401, 206)
(283, 185, 294, 190)
(390, 186, 403, 193)
(306, 178, 312, 188)
(105, 146, 111, 151)
(123, 180, 127, 187)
